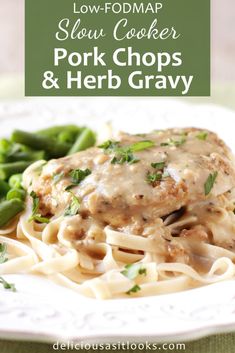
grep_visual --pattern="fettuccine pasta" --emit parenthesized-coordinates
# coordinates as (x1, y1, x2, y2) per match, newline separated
(1, 127, 235, 299)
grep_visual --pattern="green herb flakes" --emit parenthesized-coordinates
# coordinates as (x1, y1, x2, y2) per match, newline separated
(129, 140, 155, 152)
(146, 172, 162, 184)
(98, 140, 119, 151)
(126, 284, 141, 295)
(0, 276, 16, 292)
(151, 162, 165, 170)
(196, 131, 208, 141)
(64, 193, 80, 216)
(160, 137, 186, 147)
(204, 171, 218, 196)
(111, 152, 139, 165)
(66, 168, 91, 190)
(0, 243, 7, 264)
(28, 191, 50, 224)
(121, 263, 147, 280)
(99, 139, 154, 165)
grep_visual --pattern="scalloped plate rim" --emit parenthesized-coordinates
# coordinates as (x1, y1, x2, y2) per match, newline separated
(0, 98, 235, 343)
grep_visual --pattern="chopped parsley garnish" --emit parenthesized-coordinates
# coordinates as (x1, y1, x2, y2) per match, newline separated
(65, 185, 75, 191)
(204, 171, 218, 196)
(146, 172, 162, 183)
(129, 140, 155, 152)
(151, 161, 165, 170)
(99, 139, 155, 165)
(0, 243, 16, 292)
(0, 276, 16, 292)
(160, 137, 186, 147)
(28, 191, 50, 224)
(196, 131, 208, 141)
(111, 152, 139, 165)
(98, 140, 119, 151)
(52, 171, 64, 184)
(0, 243, 8, 264)
(31, 215, 50, 223)
(65, 168, 91, 190)
(0, 245, 16, 291)
(30, 191, 39, 213)
(126, 284, 141, 295)
(121, 263, 147, 280)
(70, 168, 91, 183)
(146, 166, 170, 185)
(64, 193, 80, 216)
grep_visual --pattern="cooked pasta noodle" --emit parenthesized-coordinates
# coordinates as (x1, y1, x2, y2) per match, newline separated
(2, 127, 235, 299)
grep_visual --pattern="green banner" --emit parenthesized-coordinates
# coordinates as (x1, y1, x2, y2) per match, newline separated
(25, 0, 210, 96)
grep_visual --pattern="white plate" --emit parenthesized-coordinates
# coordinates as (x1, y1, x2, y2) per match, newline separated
(0, 98, 235, 344)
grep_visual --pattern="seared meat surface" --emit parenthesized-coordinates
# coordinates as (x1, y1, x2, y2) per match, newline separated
(25, 128, 235, 231)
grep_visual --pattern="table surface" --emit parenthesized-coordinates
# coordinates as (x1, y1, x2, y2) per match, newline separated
(1, 333, 235, 353)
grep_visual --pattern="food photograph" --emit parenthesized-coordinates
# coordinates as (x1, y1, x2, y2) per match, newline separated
(0, 0, 235, 352)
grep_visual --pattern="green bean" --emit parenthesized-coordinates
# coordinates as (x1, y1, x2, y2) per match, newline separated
(0, 161, 31, 180)
(0, 139, 11, 163)
(9, 174, 23, 189)
(6, 188, 26, 201)
(67, 128, 96, 155)
(0, 199, 25, 227)
(6, 150, 46, 162)
(0, 180, 10, 197)
(37, 125, 81, 138)
(11, 130, 70, 158)
(58, 131, 76, 144)
(0, 154, 6, 163)
(0, 139, 11, 154)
